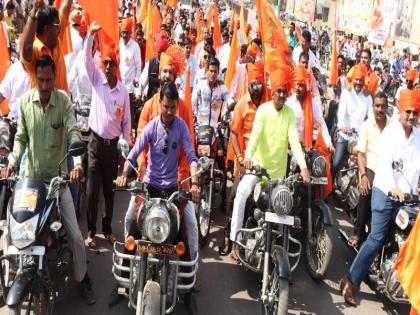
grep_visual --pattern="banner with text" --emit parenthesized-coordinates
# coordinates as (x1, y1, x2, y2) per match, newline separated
(336, 0, 374, 36)
(367, 0, 398, 46)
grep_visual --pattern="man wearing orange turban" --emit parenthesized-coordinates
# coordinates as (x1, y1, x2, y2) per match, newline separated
(395, 69, 419, 105)
(229, 62, 310, 260)
(341, 87, 420, 307)
(346, 49, 379, 95)
(333, 63, 373, 177)
(221, 61, 271, 255)
(119, 17, 141, 129)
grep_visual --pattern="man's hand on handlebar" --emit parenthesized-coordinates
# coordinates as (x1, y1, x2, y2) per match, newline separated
(389, 187, 405, 202)
(70, 164, 83, 183)
(243, 158, 253, 170)
(190, 184, 200, 204)
(116, 175, 128, 187)
(300, 168, 311, 184)
(1, 164, 16, 178)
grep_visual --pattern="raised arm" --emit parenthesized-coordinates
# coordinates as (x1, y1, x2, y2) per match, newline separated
(21, 0, 44, 62)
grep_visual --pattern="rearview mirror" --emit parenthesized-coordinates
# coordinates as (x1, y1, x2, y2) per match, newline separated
(68, 141, 87, 157)
(117, 139, 130, 158)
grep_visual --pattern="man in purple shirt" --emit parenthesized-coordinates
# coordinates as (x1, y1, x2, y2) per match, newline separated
(84, 22, 131, 247)
(114, 82, 199, 314)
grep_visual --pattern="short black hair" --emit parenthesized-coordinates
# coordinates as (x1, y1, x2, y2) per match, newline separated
(206, 56, 220, 71)
(5, 1, 15, 9)
(240, 44, 248, 57)
(159, 81, 179, 101)
(373, 91, 388, 106)
(290, 22, 295, 28)
(204, 35, 213, 46)
(299, 51, 309, 61)
(338, 54, 345, 61)
(36, 5, 59, 36)
(203, 45, 216, 57)
(346, 59, 355, 68)
(183, 37, 192, 46)
(302, 30, 311, 43)
(35, 55, 56, 74)
(361, 48, 372, 59)
(252, 38, 261, 47)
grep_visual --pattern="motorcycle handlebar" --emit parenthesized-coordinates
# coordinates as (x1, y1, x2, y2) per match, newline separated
(387, 192, 419, 203)
(113, 180, 145, 193)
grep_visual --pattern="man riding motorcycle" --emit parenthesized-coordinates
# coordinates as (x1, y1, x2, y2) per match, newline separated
(115, 82, 200, 315)
(340, 88, 420, 306)
(229, 63, 311, 260)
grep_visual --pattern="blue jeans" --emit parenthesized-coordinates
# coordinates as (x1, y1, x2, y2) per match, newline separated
(348, 187, 398, 286)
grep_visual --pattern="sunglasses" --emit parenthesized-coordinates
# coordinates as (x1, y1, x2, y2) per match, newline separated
(405, 109, 418, 117)
(250, 82, 263, 90)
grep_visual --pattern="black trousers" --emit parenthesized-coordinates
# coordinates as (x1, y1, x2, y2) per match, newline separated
(86, 132, 119, 237)
(354, 168, 375, 239)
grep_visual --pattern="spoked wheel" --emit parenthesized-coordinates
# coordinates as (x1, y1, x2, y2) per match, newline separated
(196, 184, 211, 247)
(261, 259, 288, 315)
(8, 287, 53, 315)
(304, 207, 333, 281)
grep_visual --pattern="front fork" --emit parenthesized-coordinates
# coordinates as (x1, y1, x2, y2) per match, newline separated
(136, 251, 148, 315)
(261, 222, 272, 303)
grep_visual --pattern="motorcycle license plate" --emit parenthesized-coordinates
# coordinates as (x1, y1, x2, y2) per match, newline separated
(265, 212, 294, 226)
(138, 240, 175, 256)
(311, 177, 328, 185)
(7, 245, 45, 256)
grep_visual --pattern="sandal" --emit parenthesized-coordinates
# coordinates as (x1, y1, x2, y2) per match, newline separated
(105, 234, 117, 244)
(339, 277, 357, 306)
(87, 236, 96, 248)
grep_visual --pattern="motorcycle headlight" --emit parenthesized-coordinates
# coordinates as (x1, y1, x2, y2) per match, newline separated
(395, 209, 409, 230)
(253, 182, 262, 203)
(77, 115, 89, 133)
(311, 155, 326, 177)
(10, 214, 37, 249)
(144, 206, 171, 244)
(347, 139, 358, 155)
(271, 185, 293, 215)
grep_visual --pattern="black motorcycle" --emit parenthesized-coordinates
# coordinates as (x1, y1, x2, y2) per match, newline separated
(0, 141, 86, 314)
(234, 166, 300, 315)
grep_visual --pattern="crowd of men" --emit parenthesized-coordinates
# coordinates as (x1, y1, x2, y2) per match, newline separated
(0, 0, 419, 314)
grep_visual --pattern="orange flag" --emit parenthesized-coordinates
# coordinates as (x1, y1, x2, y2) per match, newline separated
(225, 16, 239, 90)
(184, 66, 192, 111)
(195, 9, 203, 42)
(0, 23, 10, 116)
(207, 5, 214, 30)
(395, 216, 420, 312)
(239, 1, 246, 42)
(166, 0, 178, 9)
(314, 127, 332, 196)
(151, 4, 162, 37)
(144, 2, 156, 62)
(53, 0, 62, 9)
(77, 0, 119, 47)
(61, 23, 73, 55)
(212, 5, 222, 49)
(329, 31, 338, 86)
(138, 0, 149, 23)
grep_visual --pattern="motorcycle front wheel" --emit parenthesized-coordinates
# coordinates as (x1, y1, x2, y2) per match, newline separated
(139, 280, 160, 315)
(261, 263, 288, 315)
(196, 183, 211, 247)
(304, 207, 333, 281)
(8, 287, 53, 315)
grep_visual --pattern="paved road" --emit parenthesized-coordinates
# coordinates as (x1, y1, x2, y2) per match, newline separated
(1, 190, 410, 315)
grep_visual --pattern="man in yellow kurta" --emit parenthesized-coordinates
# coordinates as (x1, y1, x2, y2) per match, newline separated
(229, 63, 310, 260)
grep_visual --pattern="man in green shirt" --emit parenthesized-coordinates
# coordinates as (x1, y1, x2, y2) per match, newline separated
(3, 55, 96, 305)
(229, 64, 310, 260)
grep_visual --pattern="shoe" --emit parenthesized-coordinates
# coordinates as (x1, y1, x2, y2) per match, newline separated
(339, 277, 356, 306)
(184, 291, 198, 315)
(108, 285, 124, 307)
(81, 274, 96, 305)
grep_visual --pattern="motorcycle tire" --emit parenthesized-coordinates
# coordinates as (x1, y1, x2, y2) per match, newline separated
(261, 260, 288, 315)
(304, 207, 333, 281)
(196, 185, 211, 247)
(0, 183, 8, 220)
(139, 280, 160, 315)
(8, 286, 53, 315)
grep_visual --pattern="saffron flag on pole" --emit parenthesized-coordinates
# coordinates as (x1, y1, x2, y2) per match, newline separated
(225, 15, 239, 90)
(212, 4, 222, 49)
(144, 2, 156, 61)
(329, 31, 339, 86)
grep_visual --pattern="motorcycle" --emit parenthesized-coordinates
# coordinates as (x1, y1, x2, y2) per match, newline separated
(112, 139, 209, 315)
(194, 118, 227, 246)
(0, 141, 87, 314)
(334, 129, 360, 219)
(0, 117, 16, 221)
(289, 148, 334, 280)
(234, 166, 301, 315)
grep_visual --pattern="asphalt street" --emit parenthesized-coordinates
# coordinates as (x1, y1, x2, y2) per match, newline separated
(1, 189, 410, 315)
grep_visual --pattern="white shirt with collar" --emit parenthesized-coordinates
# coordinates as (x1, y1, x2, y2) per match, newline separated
(337, 88, 373, 131)
(373, 122, 420, 195)
(0, 62, 31, 119)
(119, 38, 142, 94)
(218, 43, 231, 71)
(292, 46, 323, 74)
(287, 94, 332, 147)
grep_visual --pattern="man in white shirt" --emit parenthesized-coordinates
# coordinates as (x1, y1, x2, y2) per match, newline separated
(0, 61, 31, 119)
(178, 37, 198, 98)
(332, 64, 372, 176)
(119, 17, 141, 129)
(348, 92, 391, 248)
(217, 31, 231, 75)
(340, 88, 420, 306)
(292, 30, 323, 75)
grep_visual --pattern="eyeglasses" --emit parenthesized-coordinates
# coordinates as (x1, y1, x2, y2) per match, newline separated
(250, 82, 263, 90)
(405, 109, 418, 117)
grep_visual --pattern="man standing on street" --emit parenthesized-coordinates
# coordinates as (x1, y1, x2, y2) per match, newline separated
(84, 22, 131, 248)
